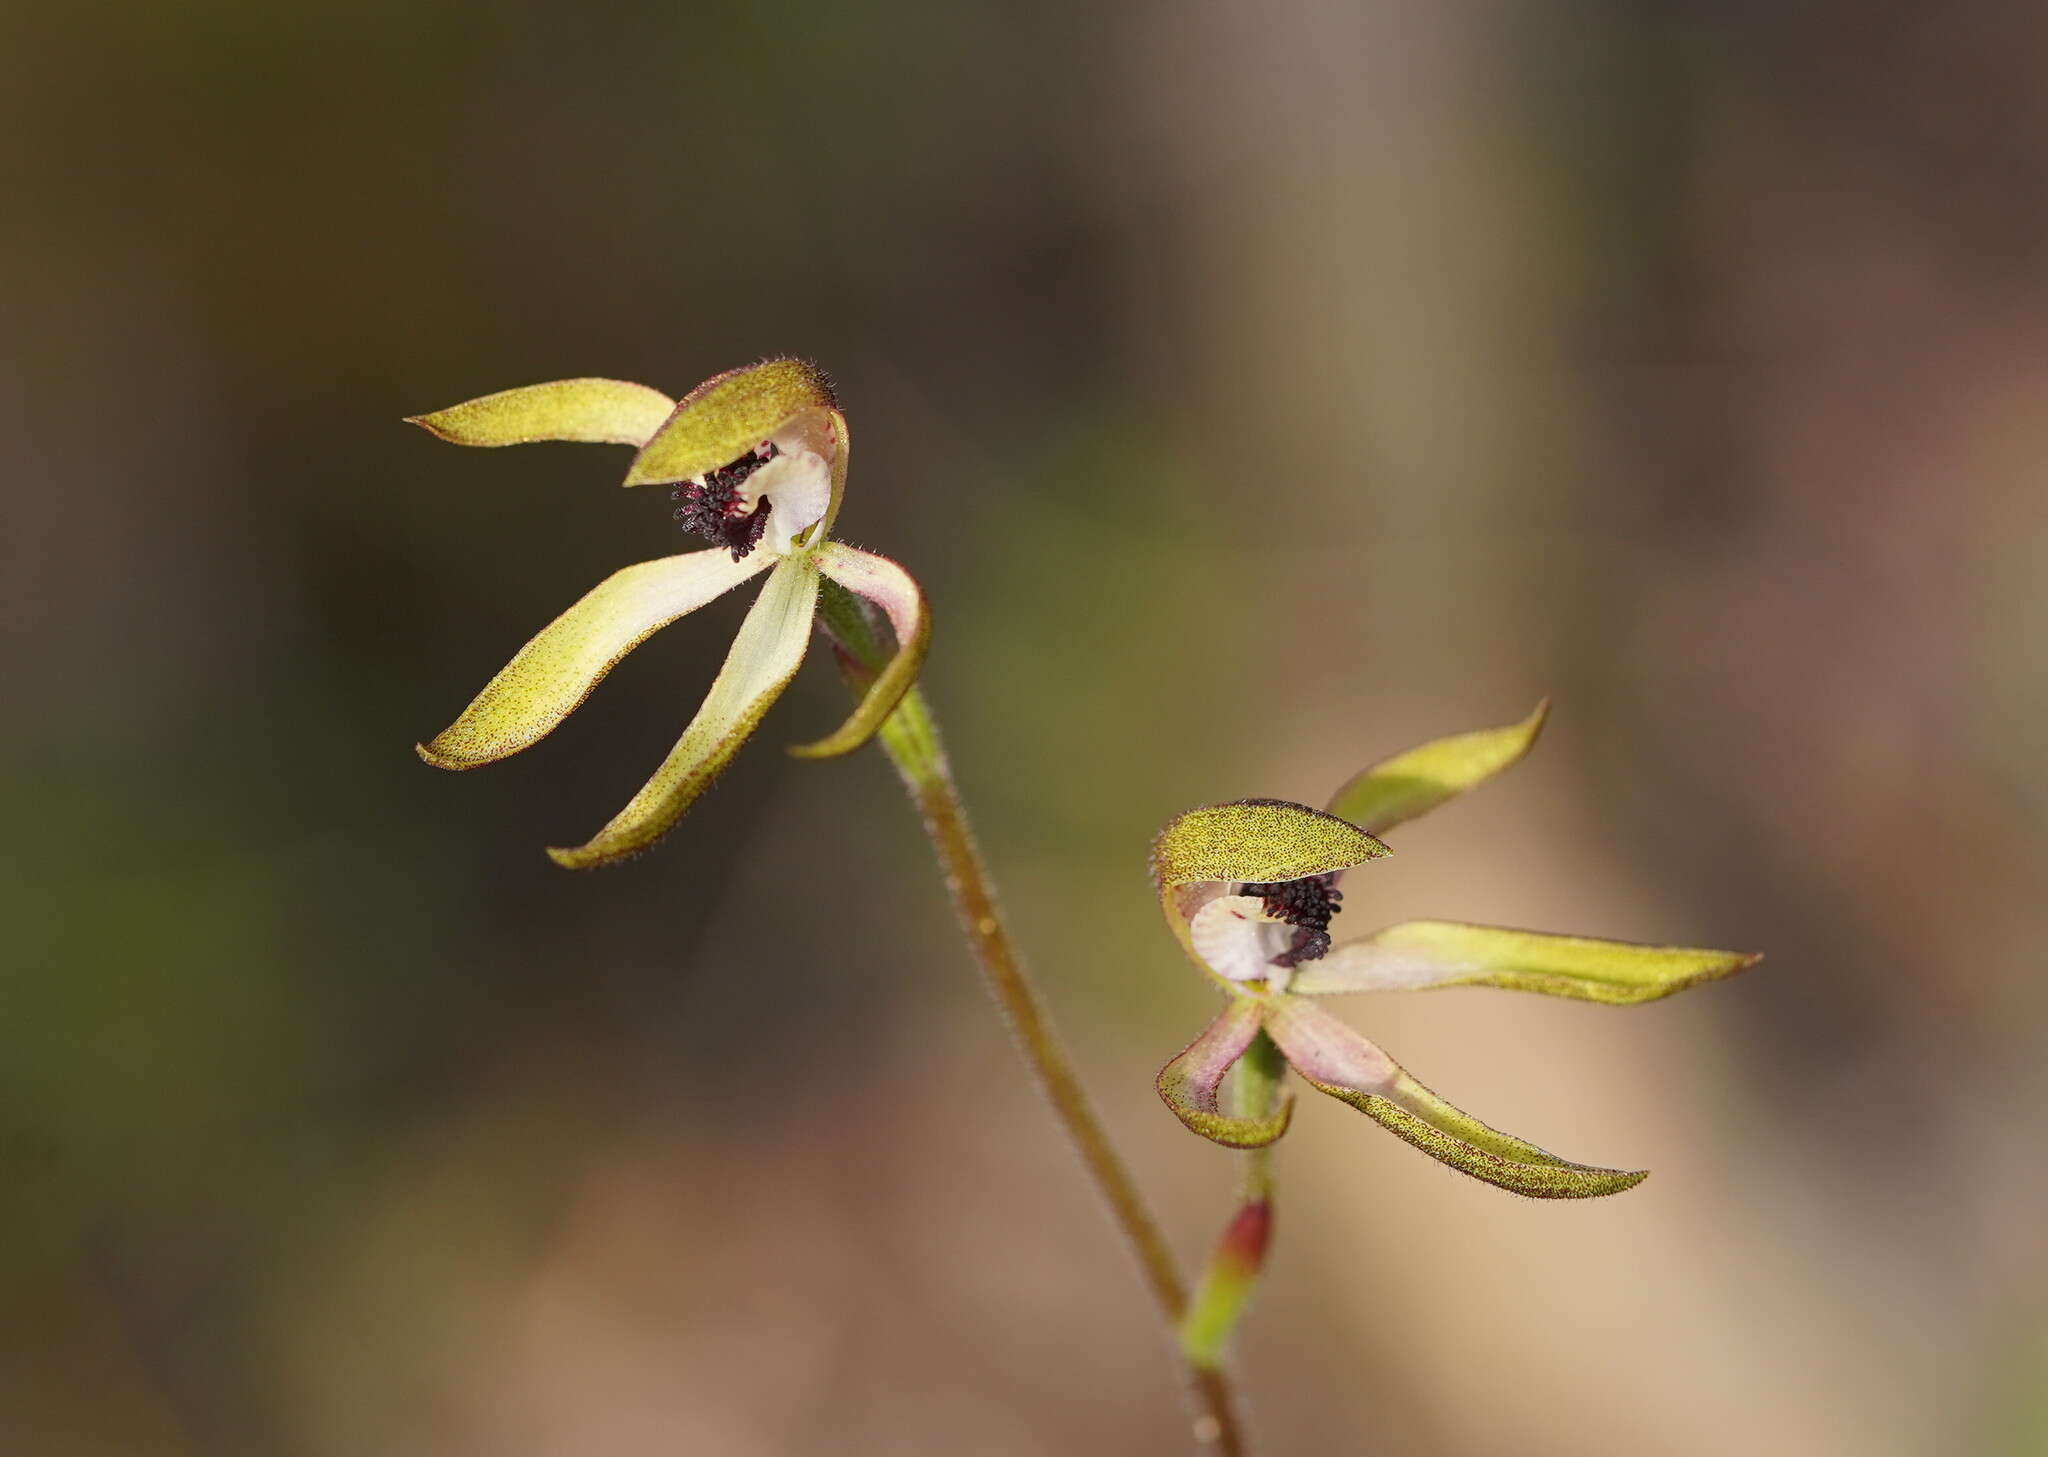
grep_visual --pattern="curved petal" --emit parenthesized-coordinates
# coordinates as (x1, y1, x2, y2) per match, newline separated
(406, 379, 676, 448)
(810, 408, 851, 545)
(789, 543, 930, 759)
(743, 450, 832, 556)
(1188, 896, 1288, 985)
(1151, 799, 1389, 891)
(1157, 999, 1294, 1149)
(1325, 700, 1549, 836)
(1290, 920, 1763, 1003)
(418, 550, 770, 769)
(1263, 997, 1645, 1198)
(548, 554, 821, 869)
(624, 358, 838, 487)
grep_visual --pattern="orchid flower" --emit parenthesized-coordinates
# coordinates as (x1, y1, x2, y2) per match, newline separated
(408, 359, 928, 869)
(1152, 704, 1760, 1198)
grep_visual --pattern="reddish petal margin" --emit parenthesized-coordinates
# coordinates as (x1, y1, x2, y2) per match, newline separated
(1156, 998, 1293, 1149)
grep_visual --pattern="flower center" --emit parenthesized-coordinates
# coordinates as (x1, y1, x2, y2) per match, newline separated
(672, 442, 778, 561)
(1239, 873, 1343, 968)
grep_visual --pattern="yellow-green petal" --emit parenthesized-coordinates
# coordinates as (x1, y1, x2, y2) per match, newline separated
(789, 543, 929, 759)
(405, 378, 676, 448)
(1325, 700, 1550, 836)
(548, 554, 820, 869)
(1151, 799, 1389, 890)
(1290, 920, 1762, 1003)
(1263, 997, 1645, 1198)
(1358, 1071, 1647, 1198)
(1157, 998, 1293, 1149)
(418, 550, 770, 770)
(624, 358, 838, 487)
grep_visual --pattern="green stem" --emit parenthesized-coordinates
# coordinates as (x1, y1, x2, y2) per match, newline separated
(816, 582, 1250, 1456)
(1180, 1030, 1283, 1370)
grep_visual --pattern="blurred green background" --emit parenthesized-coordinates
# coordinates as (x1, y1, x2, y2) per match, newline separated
(4, 2, 2045, 1453)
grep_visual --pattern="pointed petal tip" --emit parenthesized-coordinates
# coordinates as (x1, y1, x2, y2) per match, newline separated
(537, 556, 822, 873)
(1291, 924, 1763, 1001)
(1327, 699, 1555, 836)
(406, 379, 677, 448)
(415, 551, 765, 779)
(545, 815, 701, 869)
(1350, 1076, 1652, 1198)
(1348, 1068, 1652, 1198)
(404, 412, 475, 446)
(416, 738, 483, 771)
(784, 731, 861, 761)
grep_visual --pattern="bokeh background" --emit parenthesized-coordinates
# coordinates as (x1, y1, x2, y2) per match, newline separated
(5, 2, 2046, 1453)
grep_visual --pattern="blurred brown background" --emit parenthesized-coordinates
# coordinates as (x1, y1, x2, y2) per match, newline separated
(3, 2, 2045, 1453)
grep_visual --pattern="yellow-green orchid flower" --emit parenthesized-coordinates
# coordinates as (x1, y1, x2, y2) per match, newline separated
(1152, 704, 1760, 1198)
(408, 359, 928, 869)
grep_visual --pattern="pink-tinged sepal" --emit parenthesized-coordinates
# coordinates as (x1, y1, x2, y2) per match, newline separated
(1157, 999, 1294, 1149)
(790, 543, 930, 759)
(1265, 997, 1645, 1199)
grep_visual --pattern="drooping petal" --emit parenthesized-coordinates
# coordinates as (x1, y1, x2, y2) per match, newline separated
(1156, 999, 1293, 1149)
(406, 379, 677, 448)
(1180, 1034, 1288, 1365)
(1263, 997, 1645, 1198)
(624, 358, 838, 487)
(547, 554, 821, 869)
(1289, 920, 1763, 1003)
(789, 543, 931, 759)
(418, 550, 770, 770)
(1325, 700, 1550, 837)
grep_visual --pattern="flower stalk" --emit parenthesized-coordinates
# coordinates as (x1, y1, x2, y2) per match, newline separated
(1179, 1030, 1284, 1369)
(815, 580, 1250, 1456)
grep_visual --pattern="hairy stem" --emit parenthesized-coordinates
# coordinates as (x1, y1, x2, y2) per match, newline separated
(815, 581, 1250, 1456)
